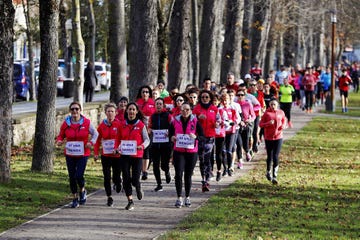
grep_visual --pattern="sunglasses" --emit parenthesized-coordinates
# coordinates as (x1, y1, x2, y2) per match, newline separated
(70, 107, 80, 111)
(237, 94, 245, 96)
(201, 96, 210, 99)
(142, 91, 149, 94)
(189, 96, 197, 99)
(176, 99, 184, 102)
(250, 84, 257, 86)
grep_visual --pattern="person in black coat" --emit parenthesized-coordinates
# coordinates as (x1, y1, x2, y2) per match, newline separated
(84, 61, 98, 102)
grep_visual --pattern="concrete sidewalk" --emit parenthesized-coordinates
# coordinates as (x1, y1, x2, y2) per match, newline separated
(0, 106, 316, 240)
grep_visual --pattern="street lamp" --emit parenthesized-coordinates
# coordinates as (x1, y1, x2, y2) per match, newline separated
(327, 10, 336, 112)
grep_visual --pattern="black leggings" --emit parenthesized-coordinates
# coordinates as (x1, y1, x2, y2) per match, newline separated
(215, 137, 225, 171)
(101, 156, 122, 197)
(265, 139, 283, 178)
(280, 102, 292, 122)
(120, 156, 142, 197)
(173, 151, 198, 198)
(305, 90, 314, 110)
(151, 145, 172, 186)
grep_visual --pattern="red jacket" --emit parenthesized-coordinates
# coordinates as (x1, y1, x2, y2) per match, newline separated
(119, 120, 147, 158)
(136, 98, 155, 117)
(94, 118, 122, 157)
(192, 104, 219, 137)
(338, 75, 352, 92)
(223, 107, 238, 134)
(57, 115, 93, 157)
(259, 108, 286, 140)
(302, 74, 317, 91)
(115, 109, 125, 123)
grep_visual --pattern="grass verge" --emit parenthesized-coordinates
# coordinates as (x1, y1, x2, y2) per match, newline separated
(0, 146, 103, 233)
(161, 117, 360, 240)
(320, 91, 360, 117)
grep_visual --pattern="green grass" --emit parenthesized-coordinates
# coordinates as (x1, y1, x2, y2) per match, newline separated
(162, 117, 360, 240)
(0, 146, 103, 232)
(320, 91, 360, 117)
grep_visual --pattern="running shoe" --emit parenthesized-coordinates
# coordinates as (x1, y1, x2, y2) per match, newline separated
(266, 172, 272, 181)
(125, 200, 134, 210)
(216, 171, 221, 182)
(246, 152, 252, 162)
(141, 172, 148, 180)
(136, 185, 143, 200)
(184, 197, 191, 207)
(71, 198, 79, 208)
(202, 182, 210, 192)
(272, 177, 278, 185)
(154, 185, 163, 192)
(79, 190, 87, 205)
(237, 162, 244, 169)
(175, 198, 183, 208)
(107, 197, 113, 207)
(165, 172, 171, 184)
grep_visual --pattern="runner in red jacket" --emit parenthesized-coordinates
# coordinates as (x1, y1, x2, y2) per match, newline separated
(259, 99, 286, 185)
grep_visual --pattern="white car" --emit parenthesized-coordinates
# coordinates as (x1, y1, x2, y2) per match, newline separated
(94, 62, 111, 91)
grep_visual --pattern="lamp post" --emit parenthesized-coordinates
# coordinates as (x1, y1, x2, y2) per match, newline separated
(327, 10, 337, 112)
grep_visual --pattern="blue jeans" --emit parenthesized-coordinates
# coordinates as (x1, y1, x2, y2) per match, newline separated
(66, 156, 88, 194)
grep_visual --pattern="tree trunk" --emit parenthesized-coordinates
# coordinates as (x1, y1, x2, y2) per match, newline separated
(59, 0, 68, 60)
(220, 0, 244, 83)
(191, 0, 200, 86)
(167, 0, 191, 91)
(72, 0, 85, 105)
(254, 0, 272, 71)
(199, 0, 224, 83)
(88, 0, 96, 63)
(129, 0, 159, 101)
(108, 0, 128, 103)
(240, 0, 253, 78)
(22, 0, 36, 101)
(0, 0, 15, 183)
(31, 0, 59, 172)
(318, 13, 325, 67)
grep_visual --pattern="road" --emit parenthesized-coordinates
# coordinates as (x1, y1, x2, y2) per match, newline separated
(12, 91, 110, 115)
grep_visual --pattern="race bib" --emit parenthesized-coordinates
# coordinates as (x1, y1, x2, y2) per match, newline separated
(102, 139, 115, 154)
(120, 140, 137, 155)
(165, 104, 174, 110)
(175, 134, 195, 149)
(152, 129, 169, 143)
(65, 141, 84, 156)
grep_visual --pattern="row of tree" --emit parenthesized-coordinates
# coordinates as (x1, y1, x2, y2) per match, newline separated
(1, 0, 359, 182)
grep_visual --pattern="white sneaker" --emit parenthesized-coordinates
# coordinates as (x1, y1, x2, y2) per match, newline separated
(175, 197, 183, 208)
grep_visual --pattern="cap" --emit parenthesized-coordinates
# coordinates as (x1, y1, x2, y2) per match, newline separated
(244, 74, 251, 79)
(258, 79, 265, 84)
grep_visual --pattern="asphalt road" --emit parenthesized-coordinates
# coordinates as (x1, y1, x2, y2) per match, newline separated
(12, 91, 110, 115)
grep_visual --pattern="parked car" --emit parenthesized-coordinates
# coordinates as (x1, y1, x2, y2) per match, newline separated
(56, 67, 74, 96)
(94, 62, 111, 91)
(13, 61, 30, 101)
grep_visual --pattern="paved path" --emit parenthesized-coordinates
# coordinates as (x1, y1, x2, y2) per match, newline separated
(0, 104, 350, 240)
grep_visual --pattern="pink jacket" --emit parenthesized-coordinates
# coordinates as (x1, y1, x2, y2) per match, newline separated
(259, 108, 286, 140)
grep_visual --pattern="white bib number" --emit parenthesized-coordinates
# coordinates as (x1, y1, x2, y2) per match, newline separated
(102, 139, 116, 154)
(175, 134, 195, 149)
(120, 140, 137, 155)
(66, 141, 84, 156)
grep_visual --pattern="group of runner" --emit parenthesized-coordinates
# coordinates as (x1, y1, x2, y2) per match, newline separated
(56, 61, 359, 210)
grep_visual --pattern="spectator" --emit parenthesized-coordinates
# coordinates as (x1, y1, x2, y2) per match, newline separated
(84, 61, 98, 102)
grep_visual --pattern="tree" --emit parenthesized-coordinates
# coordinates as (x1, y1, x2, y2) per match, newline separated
(72, 0, 85, 104)
(128, 0, 159, 100)
(167, 0, 191, 91)
(21, 0, 37, 101)
(108, 0, 128, 103)
(240, 0, 253, 78)
(199, 0, 224, 83)
(220, 0, 244, 83)
(31, 0, 59, 172)
(0, 0, 15, 183)
(87, 0, 96, 63)
(191, 0, 200, 86)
